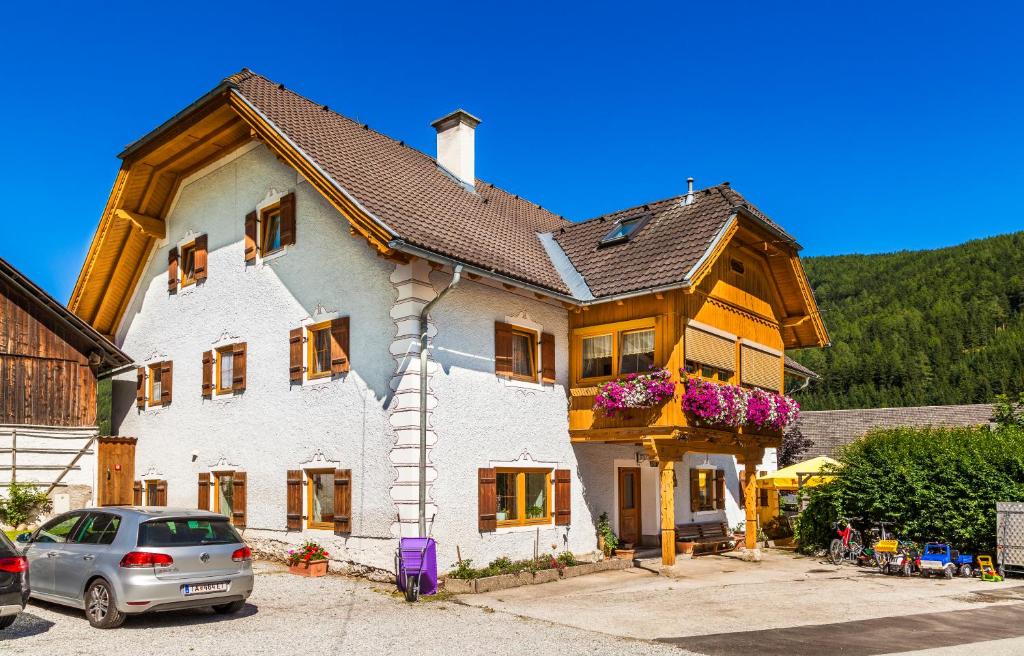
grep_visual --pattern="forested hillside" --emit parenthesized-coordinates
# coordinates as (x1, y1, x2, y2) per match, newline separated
(790, 231, 1024, 410)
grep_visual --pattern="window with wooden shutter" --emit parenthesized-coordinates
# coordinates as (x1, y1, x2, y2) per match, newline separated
(180, 241, 197, 287)
(133, 480, 143, 505)
(289, 328, 303, 382)
(167, 247, 178, 293)
(684, 324, 735, 373)
(244, 210, 257, 263)
(231, 472, 247, 528)
(307, 321, 332, 379)
(689, 469, 700, 513)
(280, 192, 296, 247)
(194, 234, 208, 282)
(330, 317, 350, 375)
(478, 468, 497, 532)
(541, 332, 556, 384)
(554, 469, 571, 525)
(232, 342, 247, 392)
(715, 470, 726, 510)
(334, 469, 352, 535)
(286, 470, 303, 530)
(494, 323, 513, 378)
(198, 472, 211, 510)
(740, 343, 781, 391)
(148, 363, 163, 406)
(202, 351, 213, 398)
(155, 480, 168, 506)
(160, 361, 173, 405)
(495, 322, 537, 381)
(136, 367, 146, 409)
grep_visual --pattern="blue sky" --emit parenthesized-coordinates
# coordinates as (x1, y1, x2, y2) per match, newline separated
(3, 1, 1022, 301)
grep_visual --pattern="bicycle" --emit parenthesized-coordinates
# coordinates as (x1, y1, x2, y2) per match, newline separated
(829, 516, 864, 565)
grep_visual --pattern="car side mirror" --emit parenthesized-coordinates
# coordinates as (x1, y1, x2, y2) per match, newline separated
(15, 532, 31, 543)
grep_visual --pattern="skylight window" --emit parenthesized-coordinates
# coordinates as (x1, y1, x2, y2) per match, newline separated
(599, 214, 650, 245)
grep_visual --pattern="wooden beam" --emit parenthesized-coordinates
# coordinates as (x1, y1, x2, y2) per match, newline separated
(781, 315, 809, 328)
(659, 459, 676, 567)
(743, 460, 758, 552)
(114, 209, 165, 239)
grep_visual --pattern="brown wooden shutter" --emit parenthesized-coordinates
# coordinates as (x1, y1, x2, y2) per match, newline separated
(155, 480, 168, 506)
(136, 367, 146, 409)
(715, 470, 726, 511)
(289, 328, 303, 382)
(202, 351, 213, 398)
(494, 323, 513, 378)
(160, 361, 173, 405)
(133, 480, 143, 505)
(194, 234, 208, 282)
(478, 468, 497, 532)
(541, 332, 556, 384)
(244, 210, 258, 263)
(554, 469, 571, 526)
(330, 317, 350, 375)
(690, 469, 700, 513)
(198, 472, 211, 510)
(334, 469, 352, 535)
(232, 342, 247, 392)
(167, 246, 178, 293)
(286, 470, 303, 530)
(280, 192, 296, 246)
(231, 472, 247, 528)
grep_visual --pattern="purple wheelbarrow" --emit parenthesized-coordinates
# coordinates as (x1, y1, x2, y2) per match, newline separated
(396, 537, 437, 602)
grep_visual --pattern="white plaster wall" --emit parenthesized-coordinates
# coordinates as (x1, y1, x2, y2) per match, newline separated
(0, 426, 97, 517)
(111, 144, 398, 568)
(427, 274, 599, 571)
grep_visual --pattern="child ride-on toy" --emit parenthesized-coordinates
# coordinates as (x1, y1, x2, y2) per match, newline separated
(919, 543, 973, 578)
(977, 555, 1004, 582)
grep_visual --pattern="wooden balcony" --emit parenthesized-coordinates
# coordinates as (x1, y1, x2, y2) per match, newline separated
(568, 377, 783, 451)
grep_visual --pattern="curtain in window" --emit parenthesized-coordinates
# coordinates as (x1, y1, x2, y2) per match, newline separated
(511, 333, 533, 377)
(620, 329, 655, 374)
(220, 351, 233, 388)
(582, 334, 613, 378)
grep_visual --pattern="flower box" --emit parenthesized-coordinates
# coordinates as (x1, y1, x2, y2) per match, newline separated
(289, 559, 328, 577)
(681, 376, 799, 432)
(593, 368, 676, 417)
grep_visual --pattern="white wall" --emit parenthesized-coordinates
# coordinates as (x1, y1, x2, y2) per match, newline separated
(112, 144, 399, 567)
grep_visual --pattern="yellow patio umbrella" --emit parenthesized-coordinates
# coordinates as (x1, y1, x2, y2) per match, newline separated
(757, 456, 841, 491)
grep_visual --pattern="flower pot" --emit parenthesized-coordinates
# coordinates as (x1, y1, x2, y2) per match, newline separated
(676, 540, 696, 555)
(289, 559, 328, 577)
(614, 548, 636, 560)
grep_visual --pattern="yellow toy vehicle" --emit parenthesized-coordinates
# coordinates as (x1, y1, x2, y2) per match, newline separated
(977, 556, 1003, 582)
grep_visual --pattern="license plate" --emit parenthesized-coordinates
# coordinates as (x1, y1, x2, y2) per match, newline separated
(181, 582, 229, 596)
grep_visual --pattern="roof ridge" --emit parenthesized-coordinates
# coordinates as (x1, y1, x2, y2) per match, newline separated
(571, 183, 732, 227)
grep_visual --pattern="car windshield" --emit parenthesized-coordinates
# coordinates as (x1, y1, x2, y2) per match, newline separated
(137, 518, 241, 547)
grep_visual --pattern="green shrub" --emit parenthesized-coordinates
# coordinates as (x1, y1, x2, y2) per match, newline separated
(797, 425, 1024, 554)
(763, 515, 794, 540)
(556, 551, 578, 567)
(0, 483, 52, 530)
(596, 512, 618, 554)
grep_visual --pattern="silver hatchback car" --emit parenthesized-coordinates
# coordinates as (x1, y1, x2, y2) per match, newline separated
(18, 507, 254, 628)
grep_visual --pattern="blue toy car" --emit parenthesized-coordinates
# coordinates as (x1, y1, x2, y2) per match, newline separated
(918, 543, 973, 578)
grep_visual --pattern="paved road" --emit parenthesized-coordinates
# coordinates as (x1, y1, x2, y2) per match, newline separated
(657, 604, 1024, 656)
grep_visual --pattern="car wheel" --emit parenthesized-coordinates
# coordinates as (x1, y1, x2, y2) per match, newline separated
(959, 564, 973, 578)
(212, 600, 246, 614)
(944, 566, 954, 580)
(85, 579, 126, 629)
(0, 615, 15, 630)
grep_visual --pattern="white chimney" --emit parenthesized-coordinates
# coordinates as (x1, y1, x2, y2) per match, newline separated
(431, 109, 481, 188)
(685, 177, 695, 205)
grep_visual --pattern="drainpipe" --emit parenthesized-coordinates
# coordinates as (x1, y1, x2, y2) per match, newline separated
(418, 265, 463, 537)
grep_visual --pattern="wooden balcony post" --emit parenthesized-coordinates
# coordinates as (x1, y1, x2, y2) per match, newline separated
(659, 459, 676, 566)
(744, 460, 758, 551)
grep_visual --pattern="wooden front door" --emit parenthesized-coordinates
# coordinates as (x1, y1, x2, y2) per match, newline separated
(617, 467, 642, 547)
(97, 437, 137, 506)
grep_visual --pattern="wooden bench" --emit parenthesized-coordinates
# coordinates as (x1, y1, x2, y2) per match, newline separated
(675, 521, 737, 555)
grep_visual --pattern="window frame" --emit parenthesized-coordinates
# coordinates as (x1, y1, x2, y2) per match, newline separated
(305, 468, 335, 531)
(306, 320, 333, 380)
(215, 346, 235, 395)
(617, 327, 656, 375)
(580, 332, 614, 380)
(212, 471, 234, 517)
(695, 468, 717, 513)
(145, 480, 159, 505)
(179, 240, 197, 287)
(683, 360, 734, 384)
(599, 213, 652, 246)
(494, 468, 552, 528)
(573, 317, 658, 385)
(260, 204, 284, 257)
(148, 363, 163, 407)
(507, 326, 539, 383)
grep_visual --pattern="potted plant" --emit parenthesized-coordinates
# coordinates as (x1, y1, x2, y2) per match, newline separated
(596, 512, 619, 557)
(615, 544, 636, 560)
(287, 540, 330, 577)
(675, 538, 696, 556)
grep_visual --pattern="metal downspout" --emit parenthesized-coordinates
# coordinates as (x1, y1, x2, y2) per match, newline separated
(418, 265, 463, 537)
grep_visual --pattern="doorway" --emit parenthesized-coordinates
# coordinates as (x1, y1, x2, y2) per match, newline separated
(96, 437, 137, 506)
(617, 466, 642, 547)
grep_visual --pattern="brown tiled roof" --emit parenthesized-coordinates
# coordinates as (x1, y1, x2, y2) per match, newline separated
(552, 185, 794, 298)
(784, 355, 819, 379)
(796, 405, 996, 459)
(229, 70, 573, 294)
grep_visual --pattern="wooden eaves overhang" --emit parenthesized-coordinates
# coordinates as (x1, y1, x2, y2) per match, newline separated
(68, 82, 400, 339)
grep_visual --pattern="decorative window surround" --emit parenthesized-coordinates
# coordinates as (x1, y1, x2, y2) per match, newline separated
(299, 308, 344, 387)
(254, 188, 291, 263)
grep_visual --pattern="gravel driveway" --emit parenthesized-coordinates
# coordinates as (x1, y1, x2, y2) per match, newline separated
(0, 562, 689, 656)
